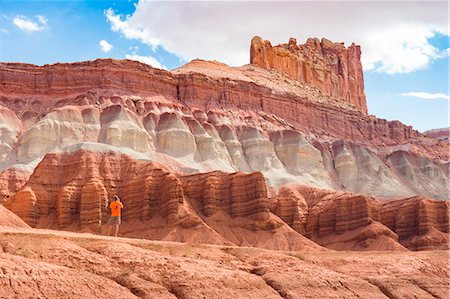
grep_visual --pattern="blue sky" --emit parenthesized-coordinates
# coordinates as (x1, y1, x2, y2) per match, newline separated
(0, 0, 448, 132)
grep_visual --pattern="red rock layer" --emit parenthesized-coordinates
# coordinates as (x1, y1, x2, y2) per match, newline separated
(79, 180, 108, 231)
(0, 202, 29, 228)
(250, 36, 367, 113)
(271, 185, 449, 251)
(0, 59, 426, 148)
(0, 168, 30, 202)
(7, 186, 38, 227)
(269, 185, 308, 235)
(424, 127, 449, 141)
(180, 171, 269, 221)
(2, 150, 186, 230)
(3, 150, 320, 251)
(380, 197, 450, 250)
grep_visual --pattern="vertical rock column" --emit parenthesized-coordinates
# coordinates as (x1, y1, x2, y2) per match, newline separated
(230, 172, 270, 221)
(7, 186, 38, 227)
(80, 180, 108, 231)
(56, 185, 79, 228)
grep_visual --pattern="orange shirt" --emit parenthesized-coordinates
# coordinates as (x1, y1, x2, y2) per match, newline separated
(110, 201, 123, 217)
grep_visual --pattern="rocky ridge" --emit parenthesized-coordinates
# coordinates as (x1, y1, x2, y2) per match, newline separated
(0, 36, 448, 255)
(2, 148, 448, 251)
(0, 58, 448, 200)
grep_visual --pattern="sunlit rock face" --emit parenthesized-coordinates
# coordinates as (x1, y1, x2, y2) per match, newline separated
(3, 148, 447, 252)
(0, 106, 21, 170)
(156, 112, 197, 158)
(387, 151, 449, 200)
(270, 130, 333, 189)
(250, 36, 367, 113)
(99, 105, 154, 157)
(17, 106, 99, 164)
(0, 50, 448, 202)
(0, 36, 448, 259)
(332, 141, 415, 198)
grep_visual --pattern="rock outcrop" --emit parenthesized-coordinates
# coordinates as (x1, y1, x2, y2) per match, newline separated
(0, 54, 448, 202)
(0, 37, 448, 254)
(250, 36, 367, 113)
(3, 149, 448, 251)
(0, 167, 30, 201)
(271, 185, 449, 251)
(8, 187, 38, 227)
(424, 127, 449, 141)
(0, 201, 29, 228)
(380, 196, 449, 250)
(3, 148, 321, 251)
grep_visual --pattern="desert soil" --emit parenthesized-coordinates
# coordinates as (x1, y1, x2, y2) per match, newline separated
(0, 226, 448, 299)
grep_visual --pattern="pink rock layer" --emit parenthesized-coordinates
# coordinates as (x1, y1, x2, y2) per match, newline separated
(0, 58, 435, 149)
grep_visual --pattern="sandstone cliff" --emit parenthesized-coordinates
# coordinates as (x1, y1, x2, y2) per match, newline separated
(3, 148, 448, 251)
(279, 185, 449, 251)
(3, 148, 322, 251)
(250, 36, 367, 113)
(0, 59, 447, 200)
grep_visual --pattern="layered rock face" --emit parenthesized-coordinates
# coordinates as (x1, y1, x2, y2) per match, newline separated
(0, 201, 29, 228)
(0, 59, 447, 200)
(250, 36, 367, 113)
(3, 149, 448, 251)
(424, 127, 449, 141)
(3, 149, 321, 251)
(0, 37, 448, 253)
(275, 185, 449, 251)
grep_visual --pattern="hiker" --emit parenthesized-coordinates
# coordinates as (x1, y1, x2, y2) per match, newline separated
(109, 195, 124, 237)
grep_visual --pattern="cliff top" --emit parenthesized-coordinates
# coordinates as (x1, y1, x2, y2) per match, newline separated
(2, 57, 363, 113)
(250, 35, 367, 114)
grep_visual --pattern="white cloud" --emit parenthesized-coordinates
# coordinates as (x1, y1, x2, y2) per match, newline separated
(399, 92, 449, 100)
(13, 15, 46, 33)
(125, 54, 167, 70)
(363, 26, 449, 74)
(105, 8, 159, 51)
(99, 40, 113, 53)
(105, 2, 449, 74)
(36, 15, 48, 26)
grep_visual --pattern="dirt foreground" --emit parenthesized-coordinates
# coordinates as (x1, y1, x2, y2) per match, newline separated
(0, 226, 448, 299)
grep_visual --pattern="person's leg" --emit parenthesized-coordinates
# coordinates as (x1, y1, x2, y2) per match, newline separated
(113, 224, 119, 237)
(110, 223, 116, 236)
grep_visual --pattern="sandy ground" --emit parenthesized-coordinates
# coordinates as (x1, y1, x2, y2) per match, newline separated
(0, 226, 448, 299)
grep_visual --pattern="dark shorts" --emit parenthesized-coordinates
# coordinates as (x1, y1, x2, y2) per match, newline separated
(111, 216, 121, 225)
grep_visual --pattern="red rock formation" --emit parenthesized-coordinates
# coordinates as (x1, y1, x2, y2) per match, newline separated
(0, 202, 29, 228)
(269, 185, 308, 235)
(3, 149, 320, 251)
(271, 185, 449, 251)
(180, 171, 270, 221)
(424, 127, 449, 141)
(0, 168, 30, 202)
(0, 59, 429, 149)
(56, 184, 79, 228)
(6, 186, 38, 227)
(295, 186, 405, 251)
(3, 147, 448, 251)
(250, 36, 367, 113)
(80, 179, 108, 232)
(380, 197, 449, 250)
